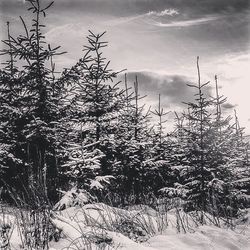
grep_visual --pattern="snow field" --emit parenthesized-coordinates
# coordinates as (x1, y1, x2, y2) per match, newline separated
(0, 203, 249, 250)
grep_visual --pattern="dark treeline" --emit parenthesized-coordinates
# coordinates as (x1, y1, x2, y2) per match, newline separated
(0, 0, 249, 220)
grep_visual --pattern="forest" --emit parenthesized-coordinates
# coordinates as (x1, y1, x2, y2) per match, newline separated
(0, 0, 249, 249)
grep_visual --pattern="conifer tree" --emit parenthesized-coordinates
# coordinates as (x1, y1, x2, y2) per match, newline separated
(151, 94, 170, 154)
(0, 0, 66, 203)
(226, 110, 250, 208)
(161, 59, 250, 219)
(147, 94, 176, 193)
(0, 22, 24, 190)
(113, 75, 155, 202)
(179, 57, 213, 220)
(60, 31, 125, 194)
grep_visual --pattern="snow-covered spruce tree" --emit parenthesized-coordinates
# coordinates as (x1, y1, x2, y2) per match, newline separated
(204, 76, 250, 216)
(159, 59, 221, 219)
(178, 61, 239, 220)
(1, 0, 67, 203)
(157, 111, 189, 200)
(159, 110, 195, 207)
(0, 22, 25, 195)
(204, 75, 239, 218)
(150, 94, 170, 156)
(146, 94, 178, 194)
(60, 31, 125, 193)
(161, 60, 249, 220)
(226, 110, 250, 209)
(113, 75, 156, 203)
(174, 57, 214, 221)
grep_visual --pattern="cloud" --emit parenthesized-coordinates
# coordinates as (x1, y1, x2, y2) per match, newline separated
(147, 8, 179, 17)
(149, 15, 221, 28)
(108, 8, 179, 26)
(107, 14, 145, 26)
(123, 71, 212, 109)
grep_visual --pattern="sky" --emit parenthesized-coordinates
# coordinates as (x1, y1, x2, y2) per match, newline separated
(0, 0, 250, 132)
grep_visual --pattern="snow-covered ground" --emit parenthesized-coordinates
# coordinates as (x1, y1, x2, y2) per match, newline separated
(1, 200, 249, 250)
(50, 203, 250, 250)
(146, 225, 250, 250)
